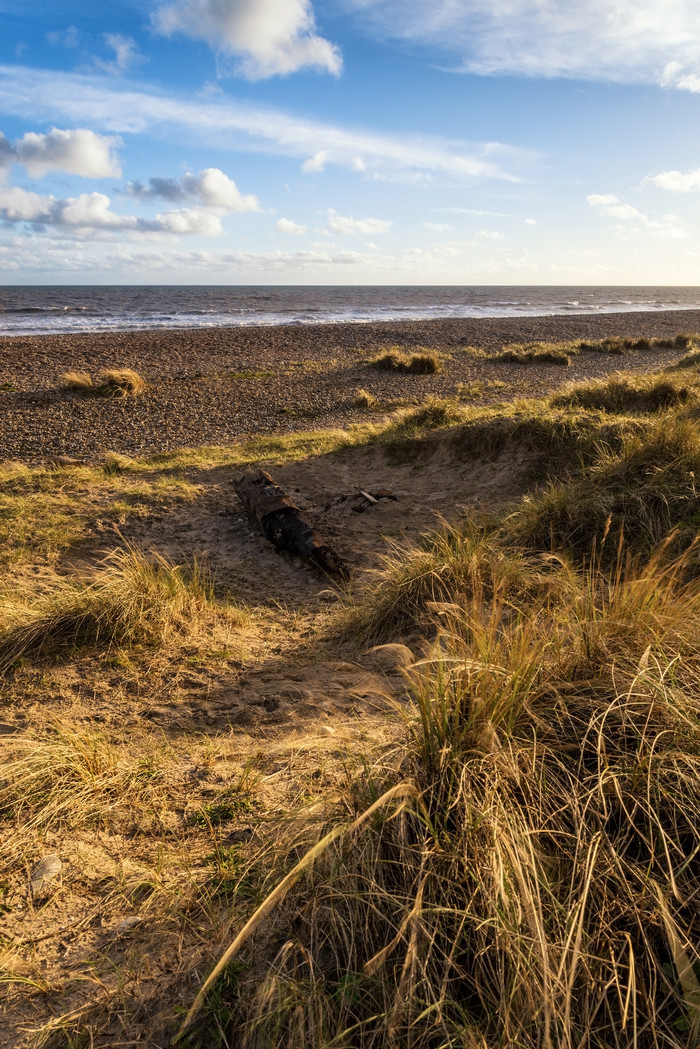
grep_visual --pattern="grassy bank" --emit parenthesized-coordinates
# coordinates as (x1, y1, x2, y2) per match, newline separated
(4, 342, 700, 1047)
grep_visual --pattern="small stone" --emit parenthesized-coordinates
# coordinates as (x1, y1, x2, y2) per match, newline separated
(317, 725, 336, 737)
(116, 916, 143, 936)
(30, 854, 62, 896)
(366, 644, 415, 672)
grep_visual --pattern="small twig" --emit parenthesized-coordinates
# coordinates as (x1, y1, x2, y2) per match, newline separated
(354, 486, 378, 504)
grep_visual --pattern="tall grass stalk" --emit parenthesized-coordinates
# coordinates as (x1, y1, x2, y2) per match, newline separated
(188, 543, 700, 1049)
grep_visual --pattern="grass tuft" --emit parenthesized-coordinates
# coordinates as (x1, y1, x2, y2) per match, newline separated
(60, 370, 94, 392)
(60, 367, 146, 397)
(354, 387, 379, 409)
(190, 541, 700, 1049)
(551, 372, 694, 413)
(98, 368, 146, 397)
(0, 545, 220, 670)
(368, 348, 442, 374)
(509, 414, 700, 559)
(498, 342, 573, 365)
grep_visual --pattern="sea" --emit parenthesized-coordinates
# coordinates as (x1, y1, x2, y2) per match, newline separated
(2, 285, 700, 336)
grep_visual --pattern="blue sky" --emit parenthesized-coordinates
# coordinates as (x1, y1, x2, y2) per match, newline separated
(2, 0, 700, 284)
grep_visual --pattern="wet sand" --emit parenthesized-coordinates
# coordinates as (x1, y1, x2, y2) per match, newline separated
(1, 310, 699, 462)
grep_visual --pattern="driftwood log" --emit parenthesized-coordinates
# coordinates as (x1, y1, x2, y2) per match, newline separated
(234, 469, 349, 579)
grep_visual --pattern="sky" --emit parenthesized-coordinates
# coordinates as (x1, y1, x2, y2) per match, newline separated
(2, 1, 700, 284)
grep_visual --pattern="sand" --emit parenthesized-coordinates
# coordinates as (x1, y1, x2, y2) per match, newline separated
(2, 309, 699, 462)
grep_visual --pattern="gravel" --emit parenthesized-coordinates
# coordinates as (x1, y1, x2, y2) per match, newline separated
(1, 311, 698, 463)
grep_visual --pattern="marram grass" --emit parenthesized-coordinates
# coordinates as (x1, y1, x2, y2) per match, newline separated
(184, 541, 700, 1049)
(0, 544, 223, 670)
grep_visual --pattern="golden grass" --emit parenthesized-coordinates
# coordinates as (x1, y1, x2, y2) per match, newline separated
(60, 367, 146, 397)
(0, 545, 227, 671)
(180, 541, 700, 1049)
(60, 370, 93, 392)
(98, 368, 146, 396)
(10, 345, 700, 1047)
(498, 341, 573, 365)
(368, 348, 443, 374)
(354, 387, 379, 409)
(551, 371, 695, 413)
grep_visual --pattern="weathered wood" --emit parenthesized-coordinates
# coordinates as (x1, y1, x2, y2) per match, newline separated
(234, 469, 349, 579)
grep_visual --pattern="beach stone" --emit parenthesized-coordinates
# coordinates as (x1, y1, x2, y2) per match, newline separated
(116, 916, 143, 936)
(30, 854, 62, 896)
(365, 643, 415, 671)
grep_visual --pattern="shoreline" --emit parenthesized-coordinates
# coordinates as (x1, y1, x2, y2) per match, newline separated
(2, 309, 699, 463)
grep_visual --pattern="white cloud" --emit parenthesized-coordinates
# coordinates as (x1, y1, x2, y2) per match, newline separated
(14, 127, 121, 178)
(348, 0, 700, 91)
(276, 217, 307, 233)
(46, 26, 81, 49)
(476, 229, 504, 239)
(0, 132, 14, 176)
(433, 206, 510, 217)
(424, 221, 451, 231)
(153, 0, 341, 80)
(184, 167, 259, 209)
(586, 191, 687, 237)
(524, 217, 537, 225)
(93, 34, 145, 77)
(645, 167, 700, 192)
(0, 185, 225, 237)
(0, 65, 527, 183)
(586, 193, 645, 220)
(302, 149, 329, 172)
(154, 207, 223, 235)
(325, 208, 391, 235)
(127, 167, 260, 212)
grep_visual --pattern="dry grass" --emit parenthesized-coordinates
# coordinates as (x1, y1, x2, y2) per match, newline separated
(60, 371, 93, 392)
(0, 545, 227, 671)
(10, 345, 700, 1048)
(368, 348, 443, 374)
(354, 387, 379, 409)
(60, 368, 146, 397)
(510, 414, 700, 559)
(179, 541, 700, 1049)
(498, 342, 573, 365)
(98, 368, 146, 397)
(551, 372, 695, 413)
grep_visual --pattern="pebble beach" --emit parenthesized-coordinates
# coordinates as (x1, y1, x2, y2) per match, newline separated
(2, 309, 700, 463)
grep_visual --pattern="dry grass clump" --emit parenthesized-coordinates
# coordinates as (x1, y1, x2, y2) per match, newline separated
(0, 545, 221, 670)
(60, 367, 146, 397)
(354, 387, 379, 409)
(353, 524, 568, 641)
(183, 542, 700, 1049)
(369, 348, 442, 374)
(511, 414, 700, 559)
(99, 368, 146, 396)
(670, 348, 700, 370)
(551, 372, 695, 413)
(102, 450, 139, 474)
(60, 370, 93, 392)
(379, 397, 464, 447)
(498, 341, 573, 365)
(450, 404, 638, 474)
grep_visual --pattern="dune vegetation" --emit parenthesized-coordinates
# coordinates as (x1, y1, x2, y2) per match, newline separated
(5, 342, 700, 1047)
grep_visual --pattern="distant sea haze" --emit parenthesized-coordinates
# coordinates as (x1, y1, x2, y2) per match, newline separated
(2, 285, 700, 336)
